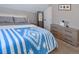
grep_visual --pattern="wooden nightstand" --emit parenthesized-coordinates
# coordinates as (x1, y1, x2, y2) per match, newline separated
(51, 24, 79, 47)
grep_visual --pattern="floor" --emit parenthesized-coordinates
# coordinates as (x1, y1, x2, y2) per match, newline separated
(52, 39, 79, 54)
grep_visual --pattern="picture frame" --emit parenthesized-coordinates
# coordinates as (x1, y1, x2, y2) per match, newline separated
(58, 4, 71, 11)
(37, 11, 43, 21)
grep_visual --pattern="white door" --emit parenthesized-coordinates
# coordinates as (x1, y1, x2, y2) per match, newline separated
(44, 6, 53, 31)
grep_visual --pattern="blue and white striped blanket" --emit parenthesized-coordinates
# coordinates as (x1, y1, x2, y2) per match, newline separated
(0, 25, 57, 54)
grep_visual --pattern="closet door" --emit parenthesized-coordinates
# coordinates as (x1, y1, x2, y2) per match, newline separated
(44, 6, 53, 31)
(37, 11, 44, 28)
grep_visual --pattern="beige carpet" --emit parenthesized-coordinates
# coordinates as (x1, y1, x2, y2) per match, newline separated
(52, 39, 79, 54)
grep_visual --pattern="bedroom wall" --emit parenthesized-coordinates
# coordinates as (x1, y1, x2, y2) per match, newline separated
(52, 4, 79, 29)
(0, 7, 37, 24)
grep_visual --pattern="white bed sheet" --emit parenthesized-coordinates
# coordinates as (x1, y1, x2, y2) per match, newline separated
(0, 24, 37, 29)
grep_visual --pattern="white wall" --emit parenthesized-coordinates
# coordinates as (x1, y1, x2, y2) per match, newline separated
(52, 4, 79, 29)
(44, 6, 54, 31)
(27, 13, 37, 24)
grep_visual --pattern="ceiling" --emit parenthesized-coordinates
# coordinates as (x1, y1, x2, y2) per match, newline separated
(0, 4, 49, 13)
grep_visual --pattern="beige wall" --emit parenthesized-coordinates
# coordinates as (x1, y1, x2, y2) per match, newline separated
(52, 4, 79, 29)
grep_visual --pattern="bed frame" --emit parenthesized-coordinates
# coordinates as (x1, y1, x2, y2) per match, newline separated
(0, 16, 28, 25)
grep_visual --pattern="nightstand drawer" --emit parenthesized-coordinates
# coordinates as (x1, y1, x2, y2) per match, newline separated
(51, 24, 62, 31)
(65, 29, 72, 34)
(51, 26, 59, 31)
(63, 34, 73, 41)
(52, 30, 62, 39)
(63, 37, 78, 46)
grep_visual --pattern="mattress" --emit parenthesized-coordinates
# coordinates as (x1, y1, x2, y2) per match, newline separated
(0, 24, 57, 54)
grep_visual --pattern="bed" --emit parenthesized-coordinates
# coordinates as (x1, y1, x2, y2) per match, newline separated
(0, 16, 58, 54)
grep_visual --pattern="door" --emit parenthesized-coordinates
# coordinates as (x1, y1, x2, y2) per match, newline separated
(44, 6, 53, 31)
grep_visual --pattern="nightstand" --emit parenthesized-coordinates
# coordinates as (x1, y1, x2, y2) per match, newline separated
(51, 24, 79, 47)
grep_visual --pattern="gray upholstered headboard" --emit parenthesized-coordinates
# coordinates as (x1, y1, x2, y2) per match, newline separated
(13, 17, 28, 25)
(0, 16, 14, 25)
(0, 16, 28, 25)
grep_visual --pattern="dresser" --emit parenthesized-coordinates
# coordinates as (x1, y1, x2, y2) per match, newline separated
(51, 24, 79, 47)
